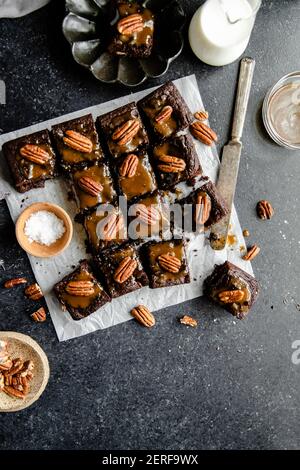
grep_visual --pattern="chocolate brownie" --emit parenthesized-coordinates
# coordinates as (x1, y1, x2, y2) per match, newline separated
(108, 1, 154, 58)
(84, 204, 128, 253)
(94, 243, 149, 298)
(152, 134, 202, 189)
(97, 102, 149, 159)
(71, 162, 117, 212)
(115, 151, 157, 201)
(138, 82, 193, 140)
(54, 260, 110, 321)
(51, 114, 103, 171)
(144, 239, 190, 289)
(204, 261, 260, 319)
(180, 178, 229, 230)
(2, 129, 57, 193)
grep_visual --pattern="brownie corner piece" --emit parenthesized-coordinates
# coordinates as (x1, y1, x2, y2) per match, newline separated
(203, 261, 260, 319)
(94, 243, 149, 298)
(53, 260, 110, 321)
(51, 113, 103, 171)
(2, 129, 57, 193)
(152, 134, 202, 189)
(97, 102, 149, 158)
(145, 239, 190, 289)
(138, 81, 193, 140)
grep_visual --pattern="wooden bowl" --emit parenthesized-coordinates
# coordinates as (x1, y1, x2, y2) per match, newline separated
(15, 202, 73, 258)
(0, 332, 50, 413)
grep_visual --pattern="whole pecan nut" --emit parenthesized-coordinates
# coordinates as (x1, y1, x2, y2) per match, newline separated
(195, 192, 212, 226)
(131, 305, 155, 328)
(180, 315, 198, 327)
(114, 257, 138, 284)
(158, 253, 181, 273)
(20, 145, 51, 166)
(117, 13, 144, 35)
(31, 307, 47, 322)
(98, 213, 124, 241)
(243, 245, 260, 261)
(155, 105, 173, 123)
(135, 204, 160, 226)
(25, 283, 43, 301)
(119, 154, 139, 178)
(257, 200, 274, 220)
(112, 119, 140, 146)
(194, 110, 209, 121)
(65, 281, 95, 297)
(190, 121, 218, 146)
(63, 130, 93, 153)
(218, 290, 245, 303)
(157, 155, 186, 173)
(4, 277, 27, 289)
(78, 176, 103, 197)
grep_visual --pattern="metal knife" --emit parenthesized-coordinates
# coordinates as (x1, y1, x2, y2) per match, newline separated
(210, 57, 255, 251)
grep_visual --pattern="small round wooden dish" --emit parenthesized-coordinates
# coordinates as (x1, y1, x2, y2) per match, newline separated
(15, 202, 73, 258)
(0, 332, 50, 413)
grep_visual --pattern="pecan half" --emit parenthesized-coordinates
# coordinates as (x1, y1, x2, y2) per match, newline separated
(257, 200, 274, 220)
(0, 359, 13, 371)
(114, 257, 138, 284)
(158, 253, 181, 273)
(65, 281, 95, 297)
(180, 315, 198, 327)
(243, 245, 260, 261)
(195, 192, 211, 226)
(4, 358, 24, 377)
(131, 305, 155, 328)
(3, 385, 25, 399)
(78, 176, 103, 197)
(119, 154, 139, 178)
(194, 110, 209, 121)
(99, 213, 124, 241)
(135, 204, 160, 226)
(20, 145, 51, 166)
(190, 121, 218, 146)
(19, 360, 34, 378)
(25, 283, 43, 301)
(117, 13, 144, 35)
(112, 119, 140, 146)
(157, 155, 186, 173)
(63, 130, 93, 153)
(155, 105, 173, 123)
(31, 307, 47, 322)
(218, 290, 245, 303)
(4, 277, 27, 289)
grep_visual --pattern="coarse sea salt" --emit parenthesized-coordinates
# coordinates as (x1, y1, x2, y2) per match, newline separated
(24, 210, 66, 246)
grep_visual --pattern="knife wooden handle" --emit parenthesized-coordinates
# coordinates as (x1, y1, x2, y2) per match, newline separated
(231, 57, 255, 142)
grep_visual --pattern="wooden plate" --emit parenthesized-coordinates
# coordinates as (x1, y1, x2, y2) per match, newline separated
(15, 202, 73, 258)
(0, 332, 50, 412)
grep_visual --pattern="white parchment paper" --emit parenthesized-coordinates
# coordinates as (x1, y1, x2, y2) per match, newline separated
(0, 75, 253, 341)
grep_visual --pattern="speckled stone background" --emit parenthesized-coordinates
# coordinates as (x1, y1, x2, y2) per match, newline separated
(0, 0, 299, 450)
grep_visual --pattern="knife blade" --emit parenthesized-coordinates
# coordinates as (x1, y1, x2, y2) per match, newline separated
(210, 57, 255, 250)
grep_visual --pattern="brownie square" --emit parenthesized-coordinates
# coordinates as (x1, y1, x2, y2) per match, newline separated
(128, 191, 170, 240)
(51, 114, 103, 171)
(152, 135, 202, 189)
(2, 129, 57, 193)
(115, 151, 157, 201)
(71, 162, 117, 212)
(94, 243, 149, 298)
(84, 204, 128, 253)
(138, 82, 193, 140)
(181, 178, 229, 230)
(108, 1, 154, 58)
(203, 261, 260, 320)
(54, 260, 110, 321)
(97, 102, 149, 159)
(144, 239, 190, 289)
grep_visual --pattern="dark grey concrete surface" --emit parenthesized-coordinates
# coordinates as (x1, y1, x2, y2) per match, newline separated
(0, 0, 299, 450)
